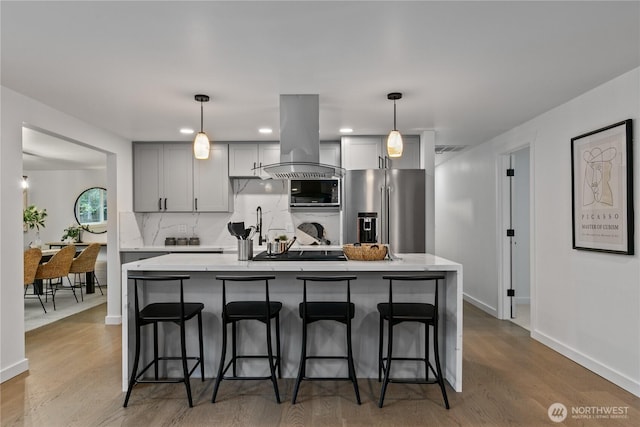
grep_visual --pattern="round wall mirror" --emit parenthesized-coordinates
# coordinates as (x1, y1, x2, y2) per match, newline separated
(74, 187, 107, 234)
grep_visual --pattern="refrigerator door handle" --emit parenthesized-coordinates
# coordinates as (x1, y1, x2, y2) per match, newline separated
(386, 186, 391, 245)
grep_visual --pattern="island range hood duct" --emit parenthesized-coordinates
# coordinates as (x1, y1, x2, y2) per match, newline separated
(261, 94, 344, 179)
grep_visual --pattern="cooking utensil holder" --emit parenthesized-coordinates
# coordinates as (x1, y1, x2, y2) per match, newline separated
(237, 239, 253, 261)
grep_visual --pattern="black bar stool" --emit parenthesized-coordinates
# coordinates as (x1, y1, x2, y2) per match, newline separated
(212, 275, 282, 403)
(377, 274, 449, 409)
(123, 274, 205, 408)
(291, 275, 361, 405)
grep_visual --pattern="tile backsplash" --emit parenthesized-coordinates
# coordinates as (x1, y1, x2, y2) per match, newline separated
(134, 179, 341, 247)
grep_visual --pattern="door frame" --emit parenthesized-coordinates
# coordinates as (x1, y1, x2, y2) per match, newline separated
(497, 143, 535, 327)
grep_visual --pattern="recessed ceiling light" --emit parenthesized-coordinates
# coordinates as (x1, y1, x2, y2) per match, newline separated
(259, 128, 273, 134)
(180, 128, 194, 135)
(340, 128, 353, 133)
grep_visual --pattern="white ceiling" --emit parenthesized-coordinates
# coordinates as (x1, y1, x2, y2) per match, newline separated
(3, 1, 639, 166)
(22, 128, 107, 170)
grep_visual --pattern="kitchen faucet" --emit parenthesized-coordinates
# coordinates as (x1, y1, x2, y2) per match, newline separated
(256, 206, 263, 245)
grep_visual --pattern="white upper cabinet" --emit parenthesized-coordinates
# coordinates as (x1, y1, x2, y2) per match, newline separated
(133, 143, 193, 212)
(134, 142, 231, 212)
(320, 142, 341, 167)
(229, 143, 280, 178)
(341, 136, 420, 170)
(193, 144, 231, 212)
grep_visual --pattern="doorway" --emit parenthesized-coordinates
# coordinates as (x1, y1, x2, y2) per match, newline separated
(22, 126, 109, 331)
(500, 146, 531, 330)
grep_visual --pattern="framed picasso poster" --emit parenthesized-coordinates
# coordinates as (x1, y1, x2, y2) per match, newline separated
(571, 119, 633, 254)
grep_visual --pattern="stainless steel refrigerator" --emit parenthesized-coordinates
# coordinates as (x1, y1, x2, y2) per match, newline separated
(344, 169, 426, 253)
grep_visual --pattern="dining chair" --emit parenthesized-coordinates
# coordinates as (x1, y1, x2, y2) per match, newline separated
(69, 243, 103, 299)
(24, 248, 46, 313)
(34, 245, 76, 310)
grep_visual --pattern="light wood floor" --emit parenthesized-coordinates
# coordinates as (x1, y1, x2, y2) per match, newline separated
(2, 303, 639, 426)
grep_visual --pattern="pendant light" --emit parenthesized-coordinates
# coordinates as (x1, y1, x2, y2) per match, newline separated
(193, 94, 211, 159)
(386, 92, 403, 158)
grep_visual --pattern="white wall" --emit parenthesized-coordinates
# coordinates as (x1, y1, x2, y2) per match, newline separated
(435, 68, 640, 396)
(23, 169, 107, 247)
(1, 87, 133, 382)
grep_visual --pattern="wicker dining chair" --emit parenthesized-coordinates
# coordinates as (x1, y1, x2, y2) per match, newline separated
(34, 245, 76, 310)
(69, 243, 103, 299)
(24, 247, 46, 313)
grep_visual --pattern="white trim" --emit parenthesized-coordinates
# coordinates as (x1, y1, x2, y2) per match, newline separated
(0, 358, 29, 383)
(463, 293, 498, 317)
(532, 330, 640, 397)
(104, 315, 122, 325)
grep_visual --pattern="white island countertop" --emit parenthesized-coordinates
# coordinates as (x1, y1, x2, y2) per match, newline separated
(121, 252, 463, 394)
(123, 252, 462, 272)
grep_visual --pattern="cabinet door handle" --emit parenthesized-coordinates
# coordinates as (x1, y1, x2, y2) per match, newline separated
(378, 156, 382, 169)
(158, 198, 162, 211)
(385, 156, 390, 169)
(253, 162, 257, 176)
(195, 198, 198, 211)
(164, 198, 167, 210)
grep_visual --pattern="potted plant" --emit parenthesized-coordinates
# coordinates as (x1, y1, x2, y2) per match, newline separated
(23, 205, 47, 248)
(61, 223, 90, 243)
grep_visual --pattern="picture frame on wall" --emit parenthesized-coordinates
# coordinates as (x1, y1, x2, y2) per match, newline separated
(571, 119, 634, 255)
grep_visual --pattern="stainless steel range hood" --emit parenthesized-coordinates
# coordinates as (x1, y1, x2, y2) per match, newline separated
(261, 95, 344, 179)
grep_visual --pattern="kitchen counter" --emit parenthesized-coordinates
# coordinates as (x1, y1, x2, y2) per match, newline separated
(121, 253, 463, 393)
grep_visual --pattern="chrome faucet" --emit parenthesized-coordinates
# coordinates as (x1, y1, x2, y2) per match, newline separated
(256, 206, 263, 245)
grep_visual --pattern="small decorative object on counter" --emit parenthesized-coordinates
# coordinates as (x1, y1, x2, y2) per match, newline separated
(189, 237, 200, 245)
(342, 243, 388, 261)
(176, 237, 189, 246)
(165, 237, 176, 245)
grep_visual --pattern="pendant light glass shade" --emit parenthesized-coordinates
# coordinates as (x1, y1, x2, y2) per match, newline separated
(193, 94, 211, 160)
(386, 92, 404, 158)
(193, 131, 210, 159)
(387, 130, 403, 158)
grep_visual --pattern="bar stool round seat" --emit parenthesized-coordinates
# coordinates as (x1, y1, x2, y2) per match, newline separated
(123, 274, 205, 408)
(377, 274, 449, 409)
(212, 275, 282, 404)
(291, 275, 361, 405)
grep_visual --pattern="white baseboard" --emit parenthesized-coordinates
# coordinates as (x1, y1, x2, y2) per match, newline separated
(532, 330, 640, 398)
(463, 293, 498, 317)
(105, 315, 122, 325)
(1, 358, 29, 383)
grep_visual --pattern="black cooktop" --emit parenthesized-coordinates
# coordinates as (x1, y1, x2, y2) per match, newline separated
(252, 249, 347, 261)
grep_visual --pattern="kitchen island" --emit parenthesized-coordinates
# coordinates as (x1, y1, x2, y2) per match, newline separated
(121, 252, 463, 393)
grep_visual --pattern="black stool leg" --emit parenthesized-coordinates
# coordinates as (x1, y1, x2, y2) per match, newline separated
(378, 315, 383, 382)
(198, 312, 205, 381)
(123, 322, 142, 407)
(232, 321, 238, 377)
(212, 319, 228, 403)
(153, 323, 159, 380)
(180, 319, 194, 407)
(378, 319, 393, 408)
(265, 317, 281, 403)
(275, 313, 282, 379)
(432, 321, 450, 409)
(425, 322, 430, 382)
(346, 317, 361, 404)
(291, 317, 308, 404)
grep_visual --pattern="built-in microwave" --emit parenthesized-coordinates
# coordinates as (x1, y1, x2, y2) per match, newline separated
(289, 179, 341, 209)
